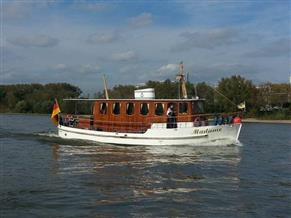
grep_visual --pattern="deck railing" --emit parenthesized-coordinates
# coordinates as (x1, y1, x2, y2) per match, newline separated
(59, 112, 240, 133)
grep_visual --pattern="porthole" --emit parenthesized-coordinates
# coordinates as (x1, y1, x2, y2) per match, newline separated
(113, 102, 120, 115)
(126, 103, 134, 115)
(140, 103, 149, 115)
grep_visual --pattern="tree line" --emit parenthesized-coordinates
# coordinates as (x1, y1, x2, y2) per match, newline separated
(95, 75, 290, 119)
(0, 76, 290, 119)
(0, 83, 81, 114)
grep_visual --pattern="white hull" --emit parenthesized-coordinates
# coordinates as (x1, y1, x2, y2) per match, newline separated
(58, 122, 242, 146)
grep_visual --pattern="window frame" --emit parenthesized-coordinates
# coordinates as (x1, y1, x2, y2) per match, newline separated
(126, 102, 135, 116)
(179, 102, 188, 114)
(140, 102, 149, 116)
(99, 102, 108, 115)
(112, 102, 121, 115)
(192, 101, 205, 114)
(155, 102, 164, 116)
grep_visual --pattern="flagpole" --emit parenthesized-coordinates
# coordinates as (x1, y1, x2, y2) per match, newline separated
(51, 98, 61, 126)
(55, 98, 60, 121)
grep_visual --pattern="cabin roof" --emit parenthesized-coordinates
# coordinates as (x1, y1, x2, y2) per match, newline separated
(63, 98, 205, 102)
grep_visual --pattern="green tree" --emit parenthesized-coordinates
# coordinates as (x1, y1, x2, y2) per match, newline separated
(15, 100, 30, 113)
(0, 83, 82, 113)
(217, 75, 257, 112)
(0, 87, 6, 101)
(108, 85, 136, 99)
(144, 79, 179, 99)
(195, 82, 216, 113)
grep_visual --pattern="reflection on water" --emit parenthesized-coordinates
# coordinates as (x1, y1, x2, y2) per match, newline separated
(51, 143, 241, 172)
(49, 142, 241, 211)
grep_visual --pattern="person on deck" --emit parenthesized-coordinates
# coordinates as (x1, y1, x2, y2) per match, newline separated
(218, 115, 224, 125)
(214, 114, 219, 125)
(167, 105, 176, 128)
(194, 116, 200, 127)
(233, 115, 242, 124)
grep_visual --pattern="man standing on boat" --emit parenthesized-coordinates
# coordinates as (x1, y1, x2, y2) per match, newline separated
(167, 104, 177, 128)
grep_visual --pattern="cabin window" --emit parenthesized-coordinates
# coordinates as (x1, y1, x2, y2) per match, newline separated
(112, 102, 120, 115)
(155, 103, 164, 116)
(140, 103, 149, 115)
(126, 102, 134, 115)
(192, 101, 204, 114)
(179, 102, 188, 114)
(100, 102, 107, 114)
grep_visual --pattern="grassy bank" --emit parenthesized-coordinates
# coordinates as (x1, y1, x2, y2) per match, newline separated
(0, 112, 50, 116)
(242, 118, 291, 124)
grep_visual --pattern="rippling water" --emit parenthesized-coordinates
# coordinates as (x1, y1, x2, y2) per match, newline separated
(0, 114, 290, 217)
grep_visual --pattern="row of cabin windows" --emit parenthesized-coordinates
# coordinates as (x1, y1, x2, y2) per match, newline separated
(99, 102, 190, 116)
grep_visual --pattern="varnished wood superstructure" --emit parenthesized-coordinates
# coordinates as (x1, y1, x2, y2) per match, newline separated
(61, 99, 205, 133)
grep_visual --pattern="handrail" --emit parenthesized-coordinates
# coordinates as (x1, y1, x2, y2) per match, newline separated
(59, 111, 240, 129)
(60, 111, 241, 123)
(145, 111, 241, 122)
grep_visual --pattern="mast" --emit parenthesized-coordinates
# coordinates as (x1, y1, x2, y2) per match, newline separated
(103, 75, 109, 100)
(176, 61, 188, 99)
(193, 83, 198, 99)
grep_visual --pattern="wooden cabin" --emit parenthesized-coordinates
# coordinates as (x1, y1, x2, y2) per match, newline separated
(61, 99, 205, 133)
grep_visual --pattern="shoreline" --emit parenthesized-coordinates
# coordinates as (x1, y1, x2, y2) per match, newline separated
(0, 112, 49, 116)
(242, 118, 291, 124)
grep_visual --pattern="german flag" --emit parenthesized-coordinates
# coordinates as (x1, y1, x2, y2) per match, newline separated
(51, 99, 61, 125)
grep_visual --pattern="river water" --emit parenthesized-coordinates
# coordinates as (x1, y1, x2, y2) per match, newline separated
(0, 114, 290, 217)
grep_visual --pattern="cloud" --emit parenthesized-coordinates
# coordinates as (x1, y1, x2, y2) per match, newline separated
(172, 28, 241, 51)
(3, 1, 61, 21)
(2, 1, 32, 20)
(2, 1, 289, 91)
(1, 68, 16, 81)
(212, 63, 260, 76)
(129, 13, 153, 28)
(158, 64, 179, 75)
(54, 64, 67, 70)
(7, 35, 59, 48)
(0, 45, 24, 63)
(79, 64, 101, 75)
(52, 63, 101, 75)
(0, 67, 45, 84)
(111, 51, 137, 61)
(119, 64, 139, 74)
(86, 31, 120, 44)
(185, 62, 262, 84)
(245, 38, 290, 58)
(72, 1, 109, 12)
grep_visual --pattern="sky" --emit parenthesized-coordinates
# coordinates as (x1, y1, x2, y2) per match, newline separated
(1, 0, 290, 94)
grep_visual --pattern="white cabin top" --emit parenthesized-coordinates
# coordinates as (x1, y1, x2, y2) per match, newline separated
(134, 88, 155, 99)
